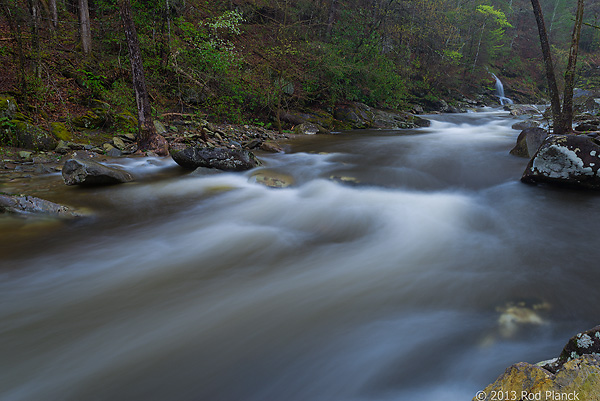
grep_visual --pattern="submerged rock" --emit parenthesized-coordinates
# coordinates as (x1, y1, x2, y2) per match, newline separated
(62, 158, 134, 186)
(250, 170, 294, 188)
(521, 134, 600, 189)
(0, 194, 80, 217)
(171, 146, 260, 171)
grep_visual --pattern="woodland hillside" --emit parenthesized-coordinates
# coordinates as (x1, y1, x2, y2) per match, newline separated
(1, 0, 600, 137)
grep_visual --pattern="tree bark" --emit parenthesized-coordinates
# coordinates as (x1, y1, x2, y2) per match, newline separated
(78, 0, 91, 55)
(0, 2, 27, 93)
(28, 0, 41, 78)
(326, 0, 337, 39)
(530, 0, 562, 133)
(49, 0, 58, 29)
(559, 0, 585, 135)
(120, 0, 168, 156)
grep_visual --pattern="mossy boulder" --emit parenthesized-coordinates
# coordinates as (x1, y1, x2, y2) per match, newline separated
(12, 121, 58, 151)
(114, 111, 138, 134)
(0, 95, 17, 120)
(474, 355, 600, 401)
(72, 110, 108, 129)
(49, 122, 72, 141)
(279, 110, 335, 129)
(334, 102, 375, 129)
(476, 326, 600, 401)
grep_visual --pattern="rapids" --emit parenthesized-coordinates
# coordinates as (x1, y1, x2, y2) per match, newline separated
(1, 109, 599, 401)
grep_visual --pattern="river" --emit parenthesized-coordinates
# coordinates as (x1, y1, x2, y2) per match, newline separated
(1, 109, 599, 401)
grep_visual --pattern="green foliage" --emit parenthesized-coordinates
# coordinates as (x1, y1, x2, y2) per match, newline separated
(77, 69, 108, 98)
(0, 117, 17, 146)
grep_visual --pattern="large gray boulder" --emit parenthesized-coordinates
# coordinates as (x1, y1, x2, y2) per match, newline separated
(521, 134, 600, 189)
(0, 194, 80, 217)
(62, 158, 134, 186)
(171, 146, 260, 171)
(510, 127, 549, 158)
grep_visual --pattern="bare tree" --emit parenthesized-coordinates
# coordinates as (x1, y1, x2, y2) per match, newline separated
(49, 0, 58, 29)
(530, 0, 585, 135)
(120, 0, 169, 156)
(79, 0, 91, 55)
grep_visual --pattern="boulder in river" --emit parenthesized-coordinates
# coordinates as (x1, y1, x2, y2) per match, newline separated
(171, 146, 260, 171)
(0, 194, 80, 217)
(504, 104, 542, 117)
(521, 134, 600, 189)
(62, 158, 134, 186)
(294, 122, 329, 135)
(474, 355, 600, 401)
(510, 127, 548, 158)
(475, 326, 600, 401)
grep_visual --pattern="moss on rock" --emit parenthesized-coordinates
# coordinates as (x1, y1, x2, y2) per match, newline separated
(0, 95, 17, 120)
(13, 121, 58, 151)
(49, 122, 72, 141)
(115, 111, 138, 134)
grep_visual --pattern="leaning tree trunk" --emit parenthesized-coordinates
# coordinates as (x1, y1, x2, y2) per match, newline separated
(78, 0, 91, 55)
(530, 0, 563, 133)
(559, 0, 585, 135)
(120, 0, 168, 156)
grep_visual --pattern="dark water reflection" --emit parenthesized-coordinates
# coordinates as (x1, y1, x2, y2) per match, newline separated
(1, 110, 599, 401)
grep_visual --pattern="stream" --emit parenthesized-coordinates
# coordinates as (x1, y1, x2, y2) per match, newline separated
(1, 109, 600, 401)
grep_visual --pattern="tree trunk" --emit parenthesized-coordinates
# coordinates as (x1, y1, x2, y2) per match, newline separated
(78, 0, 91, 55)
(530, 0, 562, 133)
(558, 0, 585, 135)
(49, 0, 58, 29)
(471, 21, 486, 72)
(326, 0, 337, 39)
(28, 0, 41, 78)
(120, 0, 168, 156)
(0, 3, 27, 94)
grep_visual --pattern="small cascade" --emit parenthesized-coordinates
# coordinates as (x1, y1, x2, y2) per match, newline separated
(491, 73, 513, 105)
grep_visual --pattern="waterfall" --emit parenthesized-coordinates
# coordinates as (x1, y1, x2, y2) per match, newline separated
(491, 73, 513, 105)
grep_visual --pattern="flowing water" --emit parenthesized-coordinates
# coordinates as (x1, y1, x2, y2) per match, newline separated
(491, 73, 513, 106)
(2, 109, 600, 401)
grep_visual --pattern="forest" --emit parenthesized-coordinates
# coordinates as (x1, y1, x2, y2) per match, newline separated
(1, 0, 600, 143)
